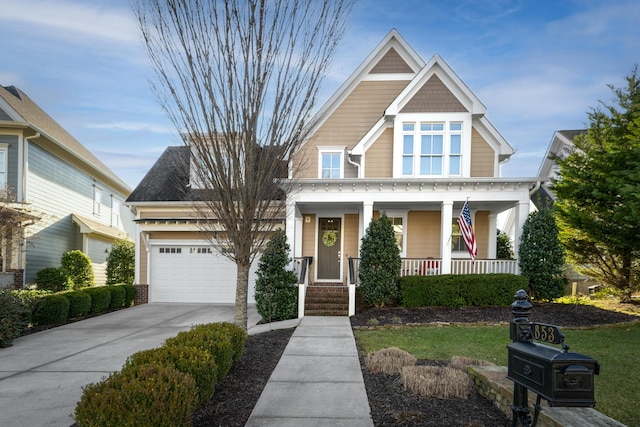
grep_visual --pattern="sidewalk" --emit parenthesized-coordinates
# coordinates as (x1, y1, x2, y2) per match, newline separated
(245, 316, 374, 426)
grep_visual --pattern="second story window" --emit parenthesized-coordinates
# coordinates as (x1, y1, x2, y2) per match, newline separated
(318, 149, 343, 179)
(93, 187, 102, 216)
(399, 120, 465, 177)
(111, 197, 121, 227)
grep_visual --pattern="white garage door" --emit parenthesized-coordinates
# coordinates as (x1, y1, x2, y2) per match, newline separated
(150, 244, 257, 303)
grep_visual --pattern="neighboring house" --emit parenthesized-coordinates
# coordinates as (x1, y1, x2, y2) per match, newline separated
(0, 85, 134, 288)
(126, 29, 538, 309)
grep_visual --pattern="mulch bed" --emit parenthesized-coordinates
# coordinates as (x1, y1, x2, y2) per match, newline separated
(193, 302, 640, 426)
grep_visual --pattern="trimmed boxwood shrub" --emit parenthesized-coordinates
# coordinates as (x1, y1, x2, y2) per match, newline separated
(0, 290, 31, 347)
(192, 322, 246, 362)
(165, 325, 235, 379)
(61, 250, 94, 289)
(75, 364, 197, 427)
(63, 290, 92, 318)
(121, 284, 136, 307)
(35, 267, 73, 292)
(107, 285, 126, 309)
(32, 294, 70, 325)
(399, 274, 527, 308)
(124, 345, 218, 405)
(83, 287, 111, 314)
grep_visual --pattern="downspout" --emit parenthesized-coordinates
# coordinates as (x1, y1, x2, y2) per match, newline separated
(346, 150, 361, 178)
(529, 180, 541, 196)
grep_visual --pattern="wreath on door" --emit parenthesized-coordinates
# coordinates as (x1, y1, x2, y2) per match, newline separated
(322, 230, 337, 247)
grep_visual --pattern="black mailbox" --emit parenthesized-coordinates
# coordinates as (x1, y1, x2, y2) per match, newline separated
(507, 340, 600, 407)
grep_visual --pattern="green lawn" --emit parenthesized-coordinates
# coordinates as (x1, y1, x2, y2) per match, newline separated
(355, 323, 640, 426)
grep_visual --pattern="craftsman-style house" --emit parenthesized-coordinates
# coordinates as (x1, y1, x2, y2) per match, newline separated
(127, 30, 537, 313)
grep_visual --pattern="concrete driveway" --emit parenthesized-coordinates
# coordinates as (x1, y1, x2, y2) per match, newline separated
(0, 303, 260, 427)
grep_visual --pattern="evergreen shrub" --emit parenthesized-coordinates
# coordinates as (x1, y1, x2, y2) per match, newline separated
(0, 290, 31, 347)
(164, 324, 239, 379)
(63, 290, 92, 317)
(358, 214, 401, 307)
(61, 250, 95, 289)
(399, 274, 527, 308)
(124, 345, 217, 405)
(107, 285, 126, 309)
(35, 267, 73, 292)
(254, 230, 298, 322)
(106, 239, 135, 285)
(32, 294, 70, 325)
(83, 287, 111, 314)
(121, 284, 137, 307)
(74, 364, 196, 427)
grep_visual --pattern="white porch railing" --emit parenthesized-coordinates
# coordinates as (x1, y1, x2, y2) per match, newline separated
(347, 257, 519, 286)
(294, 256, 312, 318)
(450, 259, 519, 275)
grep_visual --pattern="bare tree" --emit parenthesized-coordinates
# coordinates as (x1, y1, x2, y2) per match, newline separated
(133, 0, 353, 329)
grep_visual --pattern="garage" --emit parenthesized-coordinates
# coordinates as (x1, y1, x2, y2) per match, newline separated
(149, 243, 258, 303)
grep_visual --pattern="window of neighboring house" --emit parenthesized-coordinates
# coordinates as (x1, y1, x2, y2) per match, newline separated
(111, 197, 120, 227)
(0, 145, 7, 192)
(93, 187, 102, 215)
(319, 151, 343, 179)
(401, 120, 463, 177)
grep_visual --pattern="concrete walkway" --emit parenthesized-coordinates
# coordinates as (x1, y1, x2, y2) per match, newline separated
(246, 316, 374, 427)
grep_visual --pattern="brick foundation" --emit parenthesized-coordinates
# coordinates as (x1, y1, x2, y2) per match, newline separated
(134, 284, 149, 305)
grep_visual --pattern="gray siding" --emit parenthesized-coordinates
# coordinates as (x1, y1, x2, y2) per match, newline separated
(24, 143, 132, 284)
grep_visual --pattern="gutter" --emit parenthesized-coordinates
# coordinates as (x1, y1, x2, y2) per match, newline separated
(346, 150, 361, 178)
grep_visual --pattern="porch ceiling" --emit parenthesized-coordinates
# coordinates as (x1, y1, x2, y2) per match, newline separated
(296, 201, 517, 215)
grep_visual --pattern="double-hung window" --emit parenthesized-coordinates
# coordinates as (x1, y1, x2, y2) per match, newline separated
(318, 149, 343, 179)
(400, 120, 464, 177)
(93, 187, 102, 215)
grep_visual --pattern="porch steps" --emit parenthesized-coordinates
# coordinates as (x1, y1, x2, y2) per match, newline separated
(304, 285, 349, 316)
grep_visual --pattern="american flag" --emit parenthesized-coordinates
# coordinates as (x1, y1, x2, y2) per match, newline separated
(457, 201, 477, 262)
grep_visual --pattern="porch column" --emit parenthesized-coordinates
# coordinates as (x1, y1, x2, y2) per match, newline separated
(488, 213, 497, 259)
(440, 201, 453, 274)
(285, 200, 300, 259)
(361, 202, 373, 242)
(513, 202, 530, 262)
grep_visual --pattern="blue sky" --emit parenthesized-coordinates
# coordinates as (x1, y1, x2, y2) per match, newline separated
(1, 0, 638, 189)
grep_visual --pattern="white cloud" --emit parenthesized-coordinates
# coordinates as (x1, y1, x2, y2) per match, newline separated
(0, 0, 138, 44)
(85, 121, 174, 135)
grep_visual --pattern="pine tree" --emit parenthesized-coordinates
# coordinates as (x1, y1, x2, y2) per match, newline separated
(554, 67, 640, 301)
(358, 214, 401, 307)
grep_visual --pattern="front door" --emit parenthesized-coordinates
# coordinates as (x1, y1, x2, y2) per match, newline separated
(317, 217, 341, 281)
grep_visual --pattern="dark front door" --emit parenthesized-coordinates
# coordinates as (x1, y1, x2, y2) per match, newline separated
(317, 217, 341, 280)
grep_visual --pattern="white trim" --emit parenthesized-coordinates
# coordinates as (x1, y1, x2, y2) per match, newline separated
(317, 147, 345, 179)
(0, 144, 8, 192)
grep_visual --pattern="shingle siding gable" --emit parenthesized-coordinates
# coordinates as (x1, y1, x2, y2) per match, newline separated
(369, 47, 414, 74)
(400, 75, 468, 113)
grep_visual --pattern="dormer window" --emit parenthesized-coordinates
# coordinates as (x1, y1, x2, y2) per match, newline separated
(396, 117, 467, 177)
(318, 147, 344, 179)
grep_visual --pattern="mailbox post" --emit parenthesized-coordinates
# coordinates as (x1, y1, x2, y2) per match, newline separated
(507, 290, 600, 427)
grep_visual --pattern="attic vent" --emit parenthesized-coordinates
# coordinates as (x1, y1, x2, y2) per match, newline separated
(3, 86, 22, 100)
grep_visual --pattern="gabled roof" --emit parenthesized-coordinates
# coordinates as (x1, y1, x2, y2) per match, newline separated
(304, 29, 515, 163)
(0, 85, 130, 194)
(306, 29, 423, 141)
(537, 129, 586, 178)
